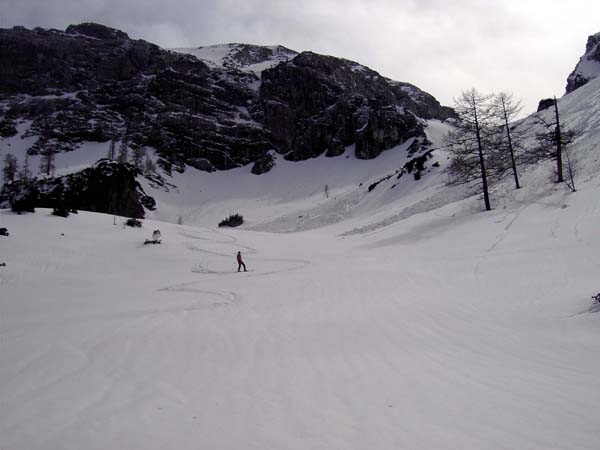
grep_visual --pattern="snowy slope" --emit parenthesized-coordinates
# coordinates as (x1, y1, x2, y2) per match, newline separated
(169, 43, 298, 75)
(142, 74, 600, 235)
(141, 121, 453, 232)
(3, 68, 600, 450)
(4, 31, 600, 450)
(2, 176, 600, 450)
(4, 73, 600, 238)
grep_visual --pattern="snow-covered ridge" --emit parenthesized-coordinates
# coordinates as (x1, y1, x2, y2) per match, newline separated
(169, 43, 298, 75)
(566, 31, 600, 93)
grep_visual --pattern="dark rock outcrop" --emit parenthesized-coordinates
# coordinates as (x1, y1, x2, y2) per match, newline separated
(0, 23, 454, 176)
(537, 98, 555, 112)
(260, 52, 454, 161)
(0, 23, 272, 173)
(251, 151, 276, 175)
(566, 32, 600, 94)
(0, 160, 154, 218)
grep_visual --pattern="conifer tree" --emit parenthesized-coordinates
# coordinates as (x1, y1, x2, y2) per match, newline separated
(39, 147, 56, 176)
(117, 139, 129, 164)
(2, 153, 18, 183)
(107, 139, 117, 160)
(492, 92, 523, 189)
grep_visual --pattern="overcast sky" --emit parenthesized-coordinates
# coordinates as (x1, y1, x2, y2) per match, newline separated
(2, 0, 599, 114)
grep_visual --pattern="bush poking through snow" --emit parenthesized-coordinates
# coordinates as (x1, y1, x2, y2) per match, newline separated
(0, 227, 8, 236)
(52, 207, 70, 218)
(125, 218, 142, 228)
(218, 214, 244, 228)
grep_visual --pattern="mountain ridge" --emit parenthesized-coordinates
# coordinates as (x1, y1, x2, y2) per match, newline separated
(0, 22, 453, 177)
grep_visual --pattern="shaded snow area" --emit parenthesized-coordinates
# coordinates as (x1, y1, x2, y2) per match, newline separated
(3, 66, 600, 450)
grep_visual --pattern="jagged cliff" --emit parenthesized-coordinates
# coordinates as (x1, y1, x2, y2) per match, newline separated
(0, 23, 453, 176)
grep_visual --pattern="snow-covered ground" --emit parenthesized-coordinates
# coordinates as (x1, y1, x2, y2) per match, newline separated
(2, 170, 600, 449)
(3, 59, 600, 450)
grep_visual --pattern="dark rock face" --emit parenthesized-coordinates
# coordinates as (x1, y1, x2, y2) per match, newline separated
(0, 119, 17, 137)
(0, 23, 454, 176)
(251, 151, 275, 175)
(0, 160, 154, 218)
(66, 23, 130, 40)
(566, 32, 600, 94)
(260, 52, 454, 161)
(0, 24, 272, 173)
(537, 98, 555, 112)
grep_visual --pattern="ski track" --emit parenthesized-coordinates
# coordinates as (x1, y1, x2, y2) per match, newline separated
(162, 227, 310, 292)
(472, 205, 526, 275)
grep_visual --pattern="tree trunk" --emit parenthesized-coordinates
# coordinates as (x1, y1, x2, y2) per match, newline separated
(502, 98, 520, 189)
(474, 105, 491, 211)
(553, 97, 563, 183)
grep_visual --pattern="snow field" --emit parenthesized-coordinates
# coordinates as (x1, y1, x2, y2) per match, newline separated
(2, 178, 600, 450)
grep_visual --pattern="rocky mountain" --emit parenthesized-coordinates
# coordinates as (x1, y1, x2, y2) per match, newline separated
(0, 23, 453, 175)
(0, 23, 457, 217)
(0, 23, 270, 174)
(566, 31, 600, 94)
(260, 52, 454, 160)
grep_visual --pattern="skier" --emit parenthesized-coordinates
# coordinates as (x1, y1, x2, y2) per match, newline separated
(236, 251, 247, 272)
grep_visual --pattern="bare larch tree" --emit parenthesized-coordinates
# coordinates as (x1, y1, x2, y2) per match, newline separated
(445, 88, 495, 211)
(492, 92, 523, 189)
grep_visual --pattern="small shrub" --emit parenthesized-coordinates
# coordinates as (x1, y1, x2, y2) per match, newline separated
(125, 218, 142, 227)
(0, 227, 8, 236)
(218, 213, 243, 228)
(52, 206, 70, 217)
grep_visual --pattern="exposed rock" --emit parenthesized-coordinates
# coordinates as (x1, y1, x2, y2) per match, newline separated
(566, 32, 600, 94)
(0, 23, 272, 173)
(66, 23, 129, 40)
(260, 52, 453, 161)
(251, 151, 276, 175)
(0, 119, 17, 137)
(0, 23, 454, 180)
(0, 160, 154, 218)
(367, 145, 436, 192)
(537, 98, 555, 112)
